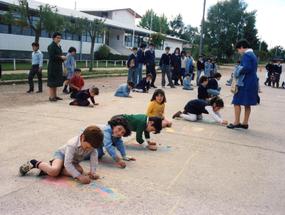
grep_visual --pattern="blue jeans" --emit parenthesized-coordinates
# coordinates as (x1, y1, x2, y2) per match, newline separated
(207, 89, 220, 96)
(137, 63, 143, 84)
(128, 67, 137, 84)
(196, 70, 203, 85)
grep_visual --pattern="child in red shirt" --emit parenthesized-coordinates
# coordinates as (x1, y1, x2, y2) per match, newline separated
(69, 68, 85, 98)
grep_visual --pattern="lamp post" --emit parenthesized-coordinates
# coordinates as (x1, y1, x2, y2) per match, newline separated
(199, 0, 206, 56)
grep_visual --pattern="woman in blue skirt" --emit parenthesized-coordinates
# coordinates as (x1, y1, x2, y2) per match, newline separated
(227, 40, 258, 129)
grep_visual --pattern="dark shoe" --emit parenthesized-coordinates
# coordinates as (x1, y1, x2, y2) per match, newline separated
(170, 86, 175, 88)
(36, 90, 42, 93)
(227, 123, 241, 129)
(239, 124, 249, 129)
(172, 111, 182, 119)
(151, 85, 157, 88)
(49, 97, 57, 102)
(26, 90, 33, 93)
(55, 96, 63, 100)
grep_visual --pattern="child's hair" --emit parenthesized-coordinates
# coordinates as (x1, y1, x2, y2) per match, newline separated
(146, 74, 153, 79)
(199, 76, 208, 84)
(108, 116, 131, 137)
(235, 39, 250, 49)
(165, 46, 170, 51)
(132, 47, 138, 51)
(174, 47, 180, 54)
(52, 32, 62, 39)
(90, 86, 99, 95)
(185, 73, 190, 77)
(68, 47, 76, 53)
(74, 68, 81, 73)
(151, 89, 166, 104)
(127, 81, 135, 88)
(149, 117, 162, 134)
(82, 125, 104, 148)
(140, 43, 147, 49)
(32, 42, 39, 47)
(181, 51, 186, 56)
(209, 97, 224, 108)
(213, 72, 222, 79)
(149, 43, 155, 47)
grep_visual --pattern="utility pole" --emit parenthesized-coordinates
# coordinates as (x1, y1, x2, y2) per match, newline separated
(199, 0, 206, 56)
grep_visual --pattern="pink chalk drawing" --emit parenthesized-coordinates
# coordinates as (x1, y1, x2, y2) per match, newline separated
(41, 176, 126, 201)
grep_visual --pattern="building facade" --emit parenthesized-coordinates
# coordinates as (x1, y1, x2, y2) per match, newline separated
(0, 0, 185, 59)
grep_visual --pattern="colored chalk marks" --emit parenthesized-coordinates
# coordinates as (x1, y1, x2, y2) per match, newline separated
(41, 176, 126, 201)
(165, 128, 175, 133)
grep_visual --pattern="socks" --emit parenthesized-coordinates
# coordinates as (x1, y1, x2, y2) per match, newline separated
(30, 159, 39, 168)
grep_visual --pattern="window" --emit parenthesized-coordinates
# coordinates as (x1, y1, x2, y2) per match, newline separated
(0, 24, 9, 34)
(124, 33, 132, 47)
(41, 30, 49, 38)
(96, 33, 103, 43)
(22, 26, 32, 36)
(11, 25, 22, 35)
(65, 32, 73, 40)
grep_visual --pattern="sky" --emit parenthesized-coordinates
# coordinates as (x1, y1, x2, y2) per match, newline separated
(37, 0, 285, 49)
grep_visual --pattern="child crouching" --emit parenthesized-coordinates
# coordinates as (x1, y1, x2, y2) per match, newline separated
(19, 126, 104, 184)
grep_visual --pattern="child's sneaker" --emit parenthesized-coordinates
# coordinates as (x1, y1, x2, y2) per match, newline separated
(19, 161, 34, 176)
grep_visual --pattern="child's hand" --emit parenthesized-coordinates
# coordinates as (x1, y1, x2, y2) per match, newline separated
(123, 156, 136, 161)
(221, 120, 228, 126)
(115, 159, 126, 168)
(88, 172, 100, 180)
(77, 175, 91, 184)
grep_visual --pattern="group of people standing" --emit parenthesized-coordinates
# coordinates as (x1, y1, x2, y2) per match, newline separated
(264, 60, 284, 88)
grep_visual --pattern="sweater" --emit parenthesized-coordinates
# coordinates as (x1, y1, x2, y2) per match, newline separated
(122, 114, 150, 144)
(146, 101, 165, 118)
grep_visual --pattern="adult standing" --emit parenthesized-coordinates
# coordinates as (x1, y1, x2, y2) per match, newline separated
(145, 43, 157, 88)
(227, 40, 258, 129)
(137, 43, 146, 84)
(27, 42, 43, 93)
(47, 32, 66, 102)
(171, 47, 181, 86)
(196, 56, 205, 85)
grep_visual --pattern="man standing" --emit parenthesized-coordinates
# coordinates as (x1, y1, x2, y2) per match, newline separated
(27, 42, 43, 93)
(145, 43, 157, 88)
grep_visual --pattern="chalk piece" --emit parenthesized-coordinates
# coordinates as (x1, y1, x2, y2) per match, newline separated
(165, 128, 175, 133)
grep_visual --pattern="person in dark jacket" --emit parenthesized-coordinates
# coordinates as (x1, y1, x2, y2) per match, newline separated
(69, 86, 99, 107)
(198, 76, 209, 100)
(171, 47, 181, 86)
(133, 74, 152, 93)
(145, 43, 157, 88)
(172, 97, 228, 125)
(160, 46, 174, 88)
(137, 44, 146, 84)
(272, 62, 282, 88)
(264, 61, 274, 86)
(127, 47, 138, 84)
(47, 32, 67, 102)
(207, 72, 222, 96)
(196, 56, 205, 86)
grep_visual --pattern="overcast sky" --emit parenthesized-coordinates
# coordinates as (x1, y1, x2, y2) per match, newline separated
(38, 0, 285, 48)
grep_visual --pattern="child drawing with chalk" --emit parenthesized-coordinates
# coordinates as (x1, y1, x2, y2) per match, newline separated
(19, 126, 104, 184)
(97, 116, 135, 168)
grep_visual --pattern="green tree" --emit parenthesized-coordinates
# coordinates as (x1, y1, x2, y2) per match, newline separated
(150, 33, 166, 48)
(204, 0, 259, 60)
(4, 0, 65, 43)
(139, 10, 169, 34)
(169, 14, 185, 37)
(81, 18, 106, 71)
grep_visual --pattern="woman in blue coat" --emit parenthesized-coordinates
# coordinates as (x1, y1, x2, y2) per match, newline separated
(228, 40, 258, 129)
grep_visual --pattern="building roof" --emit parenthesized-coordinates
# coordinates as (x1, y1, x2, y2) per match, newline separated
(82, 8, 142, 18)
(0, 0, 186, 42)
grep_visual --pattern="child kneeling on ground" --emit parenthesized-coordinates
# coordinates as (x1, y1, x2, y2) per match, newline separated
(146, 89, 172, 127)
(172, 97, 228, 126)
(97, 116, 135, 169)
(69, 68, 85, 99)
(116, 114, 162, 151)
(70, 86, 99, 107)
(133, 74, 152, 93)
(19, 126, 104, 184)
(114, 81, 135, 97)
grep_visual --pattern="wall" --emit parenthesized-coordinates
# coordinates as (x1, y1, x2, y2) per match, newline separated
(111, 10, 135, 27)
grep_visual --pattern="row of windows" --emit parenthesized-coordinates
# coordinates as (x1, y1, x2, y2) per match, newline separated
(124, 33, 164, 50)
(0, 23, 104, 43)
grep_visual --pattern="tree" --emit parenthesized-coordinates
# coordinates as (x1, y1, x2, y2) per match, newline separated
(169, 14, 185, 37)
(139, 10, 169, 34)
(81, 18, 105, 71)
(204, 0, 259, 60)
(150, 33, 166, 48)
(4, 0, 65, 43)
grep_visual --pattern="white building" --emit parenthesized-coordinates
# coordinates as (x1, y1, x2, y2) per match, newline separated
(0, 0, 186, 59)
